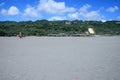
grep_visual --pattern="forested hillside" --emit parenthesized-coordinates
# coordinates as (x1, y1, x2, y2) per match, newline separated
(0, 20, 120, 36)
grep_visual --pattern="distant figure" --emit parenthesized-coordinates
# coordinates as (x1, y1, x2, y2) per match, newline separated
(16, 32, 23, 38)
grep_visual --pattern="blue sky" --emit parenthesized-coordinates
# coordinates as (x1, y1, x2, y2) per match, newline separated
(0, 0, 120, 21)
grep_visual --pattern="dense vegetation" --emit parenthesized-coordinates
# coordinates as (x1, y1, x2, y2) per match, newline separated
(0, 20, 120, 36)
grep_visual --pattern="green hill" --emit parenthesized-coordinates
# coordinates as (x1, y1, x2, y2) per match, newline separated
(0, 20, 120, 36)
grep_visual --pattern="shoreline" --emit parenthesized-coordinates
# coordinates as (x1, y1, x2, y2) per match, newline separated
(0, 35, 120, 38)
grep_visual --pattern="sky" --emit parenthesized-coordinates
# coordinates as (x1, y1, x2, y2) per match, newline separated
(0, 0, 120, 21)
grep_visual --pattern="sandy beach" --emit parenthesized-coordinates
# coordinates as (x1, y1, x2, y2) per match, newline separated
(0, 36, 120, 80)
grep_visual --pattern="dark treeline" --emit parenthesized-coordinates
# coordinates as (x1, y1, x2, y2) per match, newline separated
(0, 20, 120, 36)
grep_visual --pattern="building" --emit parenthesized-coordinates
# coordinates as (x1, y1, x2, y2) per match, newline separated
(65, 21, 71, 25)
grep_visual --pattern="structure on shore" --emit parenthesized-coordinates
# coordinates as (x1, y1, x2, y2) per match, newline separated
(88, 28, 95, 35)
(48, 28, 95, 37)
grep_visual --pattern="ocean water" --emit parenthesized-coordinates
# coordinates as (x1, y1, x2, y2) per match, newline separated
(0, 36, 120, 80)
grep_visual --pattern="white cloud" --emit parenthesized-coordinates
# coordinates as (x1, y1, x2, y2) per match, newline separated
(117, 16, 120, 19)
(0, 2, 5, 6)
(8, 6, 19, 15)
(68, 4, 105, 21)
(79, 4, 103, 20)
(23, 5, 39, 17)
(107, 6, 119, 13)
(83, 11, 104, 20)
(1, 9, 7, 15)
(68, 12, 79, 19)
(1, 6, 19, 16)
(37, 0, 75, 14)
(22, 0, 75, 18)
(48, 16, 67, 21)
(79, 4, 91, 12)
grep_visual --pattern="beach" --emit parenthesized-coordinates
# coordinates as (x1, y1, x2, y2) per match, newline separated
(0, 36, 120, 80)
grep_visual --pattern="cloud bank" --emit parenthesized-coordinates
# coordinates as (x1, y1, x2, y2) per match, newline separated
(1, 6, 19, 16)
(38, 0, 75, 14)
(107, 6, 119, 13)
(68, 4, 104, 20)
(23, 5, 39, 17)
(0, 0, 119, 21)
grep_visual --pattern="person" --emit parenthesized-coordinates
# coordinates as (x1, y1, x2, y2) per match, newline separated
(16, 32, 22, 38)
